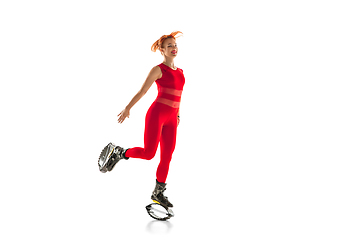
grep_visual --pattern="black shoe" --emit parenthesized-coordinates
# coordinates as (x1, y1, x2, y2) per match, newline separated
(98, 143, 128, 173)
(151, 180, 173, 208)
(106, 146, 128, 172)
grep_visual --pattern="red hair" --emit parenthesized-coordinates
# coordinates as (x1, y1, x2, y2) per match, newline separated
(151, 31, 183, 52)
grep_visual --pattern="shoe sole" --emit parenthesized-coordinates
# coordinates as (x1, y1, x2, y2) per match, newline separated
(151, 196, 173, 209)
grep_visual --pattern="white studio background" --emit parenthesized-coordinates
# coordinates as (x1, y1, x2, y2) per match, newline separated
(0, 0, 359, 239)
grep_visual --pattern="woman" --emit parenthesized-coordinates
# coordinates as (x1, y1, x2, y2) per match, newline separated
(101, 31, 184, 208)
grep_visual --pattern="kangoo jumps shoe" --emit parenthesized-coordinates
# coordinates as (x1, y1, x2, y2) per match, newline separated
(98, 143, 129, 173)
(151, 180, 173, 208)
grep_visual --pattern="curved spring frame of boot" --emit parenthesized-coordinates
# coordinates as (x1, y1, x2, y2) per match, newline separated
(98, 143, 117, 173)
(146, 203, 174, 221)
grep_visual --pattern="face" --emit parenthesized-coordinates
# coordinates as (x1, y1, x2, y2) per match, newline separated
(160, 38, 178, 57)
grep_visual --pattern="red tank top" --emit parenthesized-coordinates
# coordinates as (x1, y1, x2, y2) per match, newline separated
(155, 63, 185, 108)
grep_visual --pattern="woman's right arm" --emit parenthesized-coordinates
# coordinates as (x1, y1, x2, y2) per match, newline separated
(117, 66, 161, 123)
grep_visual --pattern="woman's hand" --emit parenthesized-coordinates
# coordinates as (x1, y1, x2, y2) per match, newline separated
(117, 108, 130, 124)
(116, 66, 160, 124)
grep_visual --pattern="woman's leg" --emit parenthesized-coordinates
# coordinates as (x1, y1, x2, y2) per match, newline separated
(151, 112, 177, 208)
(156, 113, 178, 183)
(125, 103, 164, 160)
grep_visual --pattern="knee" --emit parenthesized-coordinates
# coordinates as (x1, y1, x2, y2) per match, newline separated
(144, 150, 156, 160)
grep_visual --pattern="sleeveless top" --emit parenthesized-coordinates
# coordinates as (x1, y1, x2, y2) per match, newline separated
(155, 63, 185, 108)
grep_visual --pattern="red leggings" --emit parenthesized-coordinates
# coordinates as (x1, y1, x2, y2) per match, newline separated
(124, 101, 178, 183)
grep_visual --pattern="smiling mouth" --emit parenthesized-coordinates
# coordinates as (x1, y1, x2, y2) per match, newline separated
(171, 51, 177, 54)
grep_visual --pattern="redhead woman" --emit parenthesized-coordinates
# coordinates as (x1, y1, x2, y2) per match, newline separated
(98, 31, 185, 208)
